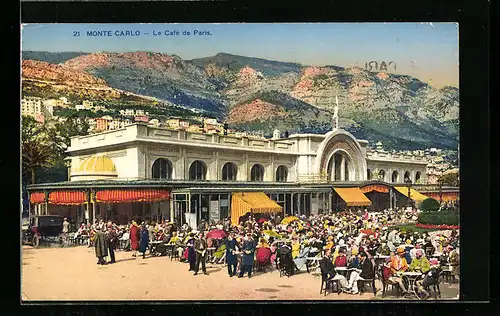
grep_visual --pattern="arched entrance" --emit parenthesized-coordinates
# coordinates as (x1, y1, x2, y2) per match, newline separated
(315, 130, 367, 181)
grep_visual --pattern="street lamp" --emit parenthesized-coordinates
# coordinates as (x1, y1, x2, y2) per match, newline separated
(404, 177, 412, 209)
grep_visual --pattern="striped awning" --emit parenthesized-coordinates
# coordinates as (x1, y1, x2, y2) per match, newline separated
(29, 192, 46, 204)
(394, 187, 429, 201)
(48, 191, 86, 205)
(95, 189, 170, 203)
(231, 192, 282, 226)
(420, 191, 459, 202)
(360, 184, 390, 194)
(334, 188, 372, 206)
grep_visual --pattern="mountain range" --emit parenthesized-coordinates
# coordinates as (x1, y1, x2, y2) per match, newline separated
(21, 51, 459, 150)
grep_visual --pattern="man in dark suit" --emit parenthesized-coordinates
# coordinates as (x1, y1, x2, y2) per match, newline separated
(347, 251, 374, 294)
(238, 234, 256, 278)
(194, 232, 209, 275)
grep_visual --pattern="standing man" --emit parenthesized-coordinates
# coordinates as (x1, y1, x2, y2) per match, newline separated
(194, 232, 209, 275)
(93, 224, 108, 265)
(239, 233, 256, 278)
(106, 221, 118, 264)
(62, 217, 70, 246)
(225, 233, 238, 277)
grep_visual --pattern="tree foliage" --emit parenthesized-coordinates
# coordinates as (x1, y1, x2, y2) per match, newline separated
(439, 172, 459, 186)
(22, 115, 90, 185)
(21, 116, 55, 185)
(419, 198, 441, 212)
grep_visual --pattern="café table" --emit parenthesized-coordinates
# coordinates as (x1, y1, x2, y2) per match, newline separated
(402, 271, 424, 297)
(335, 266, 354, 278)
(305, 257, 322, 274)
(149, 241, 163, 256)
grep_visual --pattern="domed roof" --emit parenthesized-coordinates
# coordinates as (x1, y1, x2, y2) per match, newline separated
(74, 155, 117, 174)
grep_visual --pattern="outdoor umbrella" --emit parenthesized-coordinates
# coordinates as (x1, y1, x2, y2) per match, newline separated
(281, 216, 300, 225)
(262, 230, 281, 238)
(206, 229, 227, 239)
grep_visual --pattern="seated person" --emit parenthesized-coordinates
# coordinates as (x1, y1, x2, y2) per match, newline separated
(319, 248, 349, 291)
(293, 240, 311, 272)
(334, 248, 348, 267)
(256, 245, 272, 271)
(408, 249, 431, 273)
(346, 252, 374, 294)
(348, 248, 360, 269)
(416, 258, 441, 299)
(387, 247, 410, 294)
(155, 229, 171, 256)
(278, 241, 295, 276)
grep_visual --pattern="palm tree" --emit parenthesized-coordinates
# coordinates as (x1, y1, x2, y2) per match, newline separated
(22, 140, 54, 185)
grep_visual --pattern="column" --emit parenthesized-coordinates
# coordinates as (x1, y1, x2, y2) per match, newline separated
(170, 198, 174, 223)
(340, 156, 346, 181)
(328, 191, 332, 212)
(291, 193, 294, 216)
(331, 157, 336, 181)
(297, 193, 302, 216)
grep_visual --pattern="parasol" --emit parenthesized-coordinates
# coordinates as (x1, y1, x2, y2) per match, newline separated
(281, 216, 300, 225)
(206, 229, 227, 239)
(262, 230, 281, 238)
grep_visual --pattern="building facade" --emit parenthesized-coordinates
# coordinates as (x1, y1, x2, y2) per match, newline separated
(27, 123, 458, 228)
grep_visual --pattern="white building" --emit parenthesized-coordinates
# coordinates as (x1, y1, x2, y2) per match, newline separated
(21, 97, 42, 116)
(28, 120, 457, 226)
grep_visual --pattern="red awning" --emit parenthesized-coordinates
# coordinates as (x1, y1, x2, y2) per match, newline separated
(95, 189, 170, 203)
(29, 192, 45, 204)
(360, 184, 390, 194)
(48, 191, 86, 205)
(420, 191, 459, 202)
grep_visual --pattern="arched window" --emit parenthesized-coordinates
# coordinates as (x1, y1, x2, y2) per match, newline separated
(367, 169, 373, 180)
(404, 171, 411, 182)
(379, 169, 386, 181)
(391, 170, 399, 183)
(152, 158, 173, 180)
(222, 162, 237, 181)
(189, 160, 207, 180)
(276, 165, 288, 182)
(415, 171, 421, 183)
(250, 164, 265, 181)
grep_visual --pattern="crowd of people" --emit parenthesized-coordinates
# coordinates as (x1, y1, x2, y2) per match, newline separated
(76, 207, 459, 298)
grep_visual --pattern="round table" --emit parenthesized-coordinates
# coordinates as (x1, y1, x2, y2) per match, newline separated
(402, 271, 424, 297)
(335, 267, 354, 278)
(305, 257, 322, 274)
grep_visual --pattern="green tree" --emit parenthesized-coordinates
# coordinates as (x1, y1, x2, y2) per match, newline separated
(439, 172, 459, 186)
(47, 116, 89, 164)
(419, 198, 441, 212)
(22, 116, 55, 185)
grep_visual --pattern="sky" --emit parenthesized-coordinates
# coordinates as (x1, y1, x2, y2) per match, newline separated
(21, 23, 459, 88)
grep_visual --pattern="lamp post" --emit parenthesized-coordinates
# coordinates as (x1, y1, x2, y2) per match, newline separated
(405, 177, 412, 209)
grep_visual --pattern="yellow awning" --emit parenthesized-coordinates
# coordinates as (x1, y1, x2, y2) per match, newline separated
(334, 188, 372, 206)
(394, 187, 429, 201)
(231, 192, 282, 226)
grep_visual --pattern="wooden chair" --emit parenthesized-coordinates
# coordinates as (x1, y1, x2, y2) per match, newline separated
(357, 265, 377, 296)
(319, 270, 342, 296)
